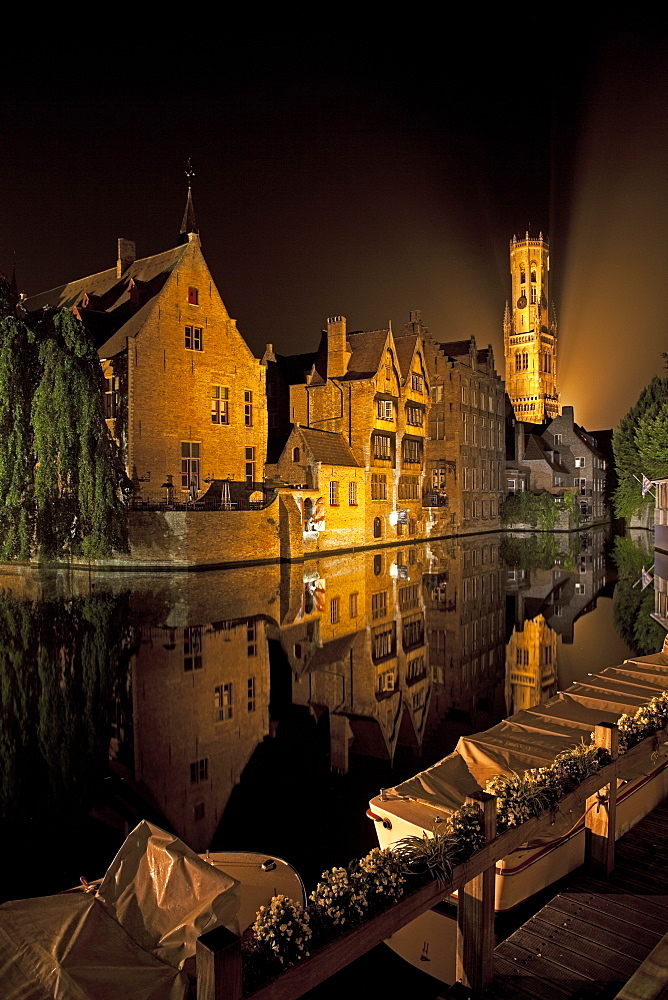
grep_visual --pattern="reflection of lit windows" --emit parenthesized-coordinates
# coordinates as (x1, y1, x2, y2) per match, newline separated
(371, 591, 387, 619)
(575, 582, 586, 595)
(247, 621, 257, 657)
(190, 758, 208, 783)
(402, 612, 424, 650)
(214, 683, 233, 721)
(330, 597, 339, 624)
(184, 627, 203, 671)
(372, 623, 396, 662)
(399, 584, 420, 611)
(349, 592, 358, 618)
(247, 677, 256, 712)
(378, 669, 396, 693)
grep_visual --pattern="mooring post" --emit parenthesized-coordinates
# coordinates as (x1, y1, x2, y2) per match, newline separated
(196, 925, 242, 1000)
(586, 722, 619, 876)
(456, 790, 497, 994)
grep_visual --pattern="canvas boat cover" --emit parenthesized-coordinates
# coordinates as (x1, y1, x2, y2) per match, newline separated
(387, 653, 668, 839)
(0, 821, 240, 1000)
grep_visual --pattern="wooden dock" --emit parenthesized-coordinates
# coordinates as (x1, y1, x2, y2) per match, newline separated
(487, 798, 668, 1000)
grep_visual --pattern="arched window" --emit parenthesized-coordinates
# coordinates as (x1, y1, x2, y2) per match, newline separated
(373, 517, 382, 538)
(373, 554, 383, 575)
(303, 497, 313, 525)
(520, 268, 526, 284)
(293, 446, 300, 462)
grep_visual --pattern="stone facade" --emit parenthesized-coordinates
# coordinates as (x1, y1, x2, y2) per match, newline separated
(503, 233, 559, 423)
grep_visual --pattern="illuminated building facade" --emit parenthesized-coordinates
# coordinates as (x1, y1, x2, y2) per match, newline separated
(503, 233, 559, 423)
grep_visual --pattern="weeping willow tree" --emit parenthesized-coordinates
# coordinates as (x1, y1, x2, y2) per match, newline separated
(0, 287, 128, 559)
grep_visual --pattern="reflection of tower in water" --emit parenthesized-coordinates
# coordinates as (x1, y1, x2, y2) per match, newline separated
(505, 615, 558, 714)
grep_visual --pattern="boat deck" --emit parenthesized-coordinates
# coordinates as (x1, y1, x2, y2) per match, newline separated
(484, 796, 668, 1000)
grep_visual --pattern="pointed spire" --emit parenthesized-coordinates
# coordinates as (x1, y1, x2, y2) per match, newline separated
(179, 159, 199, 244)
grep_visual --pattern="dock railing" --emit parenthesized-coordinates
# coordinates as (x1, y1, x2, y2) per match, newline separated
(196, 721, 666, 999)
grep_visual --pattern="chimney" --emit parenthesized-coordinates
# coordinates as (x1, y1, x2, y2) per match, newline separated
(326, 315, 348, 379)
(117, 238, 136, 278)
(515, 420, 525, 462)
(562, 405, 574, 424)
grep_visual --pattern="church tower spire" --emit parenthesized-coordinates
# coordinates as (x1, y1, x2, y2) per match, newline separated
(179, 160, 199, 245)
(503, 232, 558, 423)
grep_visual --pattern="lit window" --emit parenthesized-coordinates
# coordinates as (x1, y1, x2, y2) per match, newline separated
(245, 447, 255, 484)
(181, 442, 200, 491)
(402, 438, 422, 465)
(247, 677, 256, 712)
(211, 386, 229, 424)
(373, 434, 392, 460)
(244, 391, 253, 426)
(185, 326, 203, 351)
(377, 399, 393, 420)
(330, 481, 339, 506)
(406, 405, 423, 426)
(349, 592, 358, 617)
(330, 597, 339, 624)
(104, 376, 119, 419)
(371, 474, 387, 500)
(188, 287, 199, 305)
(411, 373, 423, 393)
(348, 481, 357, 506)
(574, 457, 586, 468)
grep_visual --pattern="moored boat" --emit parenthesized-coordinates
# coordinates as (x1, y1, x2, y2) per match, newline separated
(0, 820, 304, 1000)
(368, 650, 668, 983)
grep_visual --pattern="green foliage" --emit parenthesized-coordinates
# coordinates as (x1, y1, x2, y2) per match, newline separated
(0, 592, 134, 835)
(0, 307, 128, 559)
(612, 535, 666, 655)
(613, 376, 668, 520)
(500, 491, 562, 530)
(500, 532, 582, 571)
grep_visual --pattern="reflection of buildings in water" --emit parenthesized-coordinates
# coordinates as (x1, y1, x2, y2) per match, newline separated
(132, 618, 270, 852)
(274, 548, 430, 772)
(505, 615, 558, 714)
(425, 535, 506, 731)
(653, 549, 668, 633)
(505, 529, 608, 644)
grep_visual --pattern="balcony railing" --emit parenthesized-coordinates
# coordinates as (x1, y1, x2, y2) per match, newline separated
(130, 481, 278, 512)
(423, 489, 448, 507)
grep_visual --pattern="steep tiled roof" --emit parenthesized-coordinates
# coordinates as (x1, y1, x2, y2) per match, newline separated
(299, 427, 360, 467)
(524, 434, 570, 473)
(393, 332, 419, 381)
(344, 330, 388, 379)
(23, 244, 188, 359)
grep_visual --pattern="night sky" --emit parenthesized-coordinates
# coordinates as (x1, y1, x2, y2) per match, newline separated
(1, 15, 666, 431)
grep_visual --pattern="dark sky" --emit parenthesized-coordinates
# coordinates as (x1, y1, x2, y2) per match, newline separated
(2, 16, 666, 430)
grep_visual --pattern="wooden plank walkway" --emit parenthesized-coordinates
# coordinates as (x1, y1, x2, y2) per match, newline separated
(487, 798, 668, 1000)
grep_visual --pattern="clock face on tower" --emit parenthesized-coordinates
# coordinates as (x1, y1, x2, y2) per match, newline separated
(517, 295, 527, 308)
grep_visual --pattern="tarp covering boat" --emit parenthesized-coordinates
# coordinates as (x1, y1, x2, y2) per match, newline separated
(0, 820, 240, 1000)
(386, 653, 668, 839)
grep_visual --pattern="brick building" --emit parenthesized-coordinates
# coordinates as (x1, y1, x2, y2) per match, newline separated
(265, 315, 429, 546)
(415, 311, 505, 535)
(24, 191, 267, 501)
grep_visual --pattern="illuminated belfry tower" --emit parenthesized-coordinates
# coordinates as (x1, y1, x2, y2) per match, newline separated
(503, 232, 559, 423)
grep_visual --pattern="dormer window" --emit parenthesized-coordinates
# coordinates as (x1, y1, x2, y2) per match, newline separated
(188, 287, 199, 305)
(293, 447, 300, 462)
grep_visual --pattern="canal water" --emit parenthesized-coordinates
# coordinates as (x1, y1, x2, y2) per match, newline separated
(0, 526, 662, 993)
